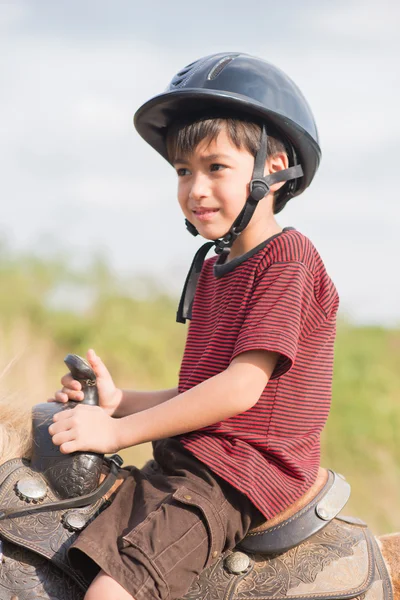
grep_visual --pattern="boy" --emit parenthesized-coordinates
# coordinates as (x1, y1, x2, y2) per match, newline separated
(49, 53, 339, 600)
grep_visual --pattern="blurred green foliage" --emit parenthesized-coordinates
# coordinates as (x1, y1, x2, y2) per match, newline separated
(322, 323, 400, 533)
(0, 241, 185, 387)
(0, 241, 399, 533)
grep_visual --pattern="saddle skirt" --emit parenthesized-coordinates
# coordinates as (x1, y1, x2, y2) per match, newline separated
(0, 457, 115, 591)
(181, 517, 393, 600)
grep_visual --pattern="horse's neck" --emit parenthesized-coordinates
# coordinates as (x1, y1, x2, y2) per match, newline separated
(0, 401, 32, 465)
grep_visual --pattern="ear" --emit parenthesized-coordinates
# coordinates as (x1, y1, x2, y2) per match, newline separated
(265, 152, 289, 193)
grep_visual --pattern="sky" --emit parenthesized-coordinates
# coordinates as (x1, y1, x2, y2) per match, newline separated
(0, 0, 399, 325)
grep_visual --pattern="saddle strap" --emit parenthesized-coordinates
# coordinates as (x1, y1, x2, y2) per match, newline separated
(0, 454, 122, 521)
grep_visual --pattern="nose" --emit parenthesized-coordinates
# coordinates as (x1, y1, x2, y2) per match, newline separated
(189, 171, 210, 201)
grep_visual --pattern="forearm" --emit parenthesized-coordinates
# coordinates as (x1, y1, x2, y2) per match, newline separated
(114, 387, 179, 417)
(49, 351, 278, 455)
(115, 361, 267, 450)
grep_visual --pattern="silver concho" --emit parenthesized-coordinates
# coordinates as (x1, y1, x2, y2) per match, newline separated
(316, 472, 351, 521)
(62, 511, 87, 532)
(224, 551, 251, 574)
(16, 476, 47, 502)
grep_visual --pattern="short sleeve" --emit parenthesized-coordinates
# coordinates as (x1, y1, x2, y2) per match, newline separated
(232, 261, 316, 379)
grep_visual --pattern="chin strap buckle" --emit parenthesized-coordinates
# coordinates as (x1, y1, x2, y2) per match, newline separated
(249, 179, 270, 202)
(185, 219, 199, 237)
(214, 244, 231, 256)
(214, 227, 242, 255)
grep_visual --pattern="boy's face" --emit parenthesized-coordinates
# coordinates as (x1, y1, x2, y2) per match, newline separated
(173, 129, 259, 242)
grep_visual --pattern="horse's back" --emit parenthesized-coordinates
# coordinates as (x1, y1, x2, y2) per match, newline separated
(378, 533, 400, 600)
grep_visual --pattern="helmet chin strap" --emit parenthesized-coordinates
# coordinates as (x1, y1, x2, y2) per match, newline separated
(177, 126, 303, 323)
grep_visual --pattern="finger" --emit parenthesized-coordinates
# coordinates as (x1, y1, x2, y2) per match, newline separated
(54, 391, 69, 403)
(51, 429, 76, 447)
(60, 440, 80, 454)
(54, 389, 82, 403)
(87, 348, 111, 380)
(61, 374, 82, 390)
(61, 387, 84, 401)
(52, 408, 75, 422)
(48, 417, 74, 435)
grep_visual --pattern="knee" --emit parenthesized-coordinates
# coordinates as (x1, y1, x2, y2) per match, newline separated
(84, 570, 134, 600)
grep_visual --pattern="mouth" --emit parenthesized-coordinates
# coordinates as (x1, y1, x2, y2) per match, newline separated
(192, 208, 220, 222)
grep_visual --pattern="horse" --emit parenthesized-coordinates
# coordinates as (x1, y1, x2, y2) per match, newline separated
(0, 355, 399, 600)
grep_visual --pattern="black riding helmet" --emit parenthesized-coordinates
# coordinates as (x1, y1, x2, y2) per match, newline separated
(133, 53, 321, 322)
(134, 52, 321, 212)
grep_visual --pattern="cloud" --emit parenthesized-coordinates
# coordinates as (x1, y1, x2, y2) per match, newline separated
(307, 0, 399, 42)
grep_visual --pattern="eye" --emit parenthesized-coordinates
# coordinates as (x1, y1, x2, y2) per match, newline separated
(176, 167, 190, 176)
(210, 163, 226, 172)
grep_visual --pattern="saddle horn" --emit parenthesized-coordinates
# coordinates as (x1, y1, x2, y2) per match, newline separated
(64, 353, 98, 405)
(30, 354, 104, 499)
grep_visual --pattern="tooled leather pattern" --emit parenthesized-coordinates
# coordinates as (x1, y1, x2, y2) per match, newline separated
(0, 457, 24, 484)
(0, 539, 84, 600)
(181, 519, 391, 600)
(0, 461, 109, 591)
(40, 454, 103, 498)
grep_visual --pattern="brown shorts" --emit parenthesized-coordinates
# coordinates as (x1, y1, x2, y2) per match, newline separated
(68, 438, 263, 600)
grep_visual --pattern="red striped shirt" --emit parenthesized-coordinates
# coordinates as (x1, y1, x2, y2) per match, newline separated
(177, 229, 339, 519)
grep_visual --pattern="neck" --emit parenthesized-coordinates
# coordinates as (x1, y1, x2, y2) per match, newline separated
(227, 218, 282, 261)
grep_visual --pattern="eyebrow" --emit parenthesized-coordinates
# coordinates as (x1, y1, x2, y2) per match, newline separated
(172, 153, 232, 165)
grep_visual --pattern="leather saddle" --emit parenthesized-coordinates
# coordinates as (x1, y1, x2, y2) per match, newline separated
(0, 456, 393, 600)
(183, 468, 393, 600)
(240, 467, 350, 554)
(188, 515, 392, 600)
(0, 454, 126, 592)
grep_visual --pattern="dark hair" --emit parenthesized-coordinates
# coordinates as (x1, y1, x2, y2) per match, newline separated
(166, 116, 288, 212)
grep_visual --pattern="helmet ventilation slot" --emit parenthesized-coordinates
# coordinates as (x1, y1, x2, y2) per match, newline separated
(176, 61, 196, 77)
(171, 59, 206, 88)
(207, 56, 238, 80)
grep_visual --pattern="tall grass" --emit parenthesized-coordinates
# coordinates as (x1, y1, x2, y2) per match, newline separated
(0, 245, 399, 533)
(322, 323, 400, 533)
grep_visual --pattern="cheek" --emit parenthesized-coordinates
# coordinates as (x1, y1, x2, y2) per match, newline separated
(177, 183, 189, 214)
(219, 177, 249, 215)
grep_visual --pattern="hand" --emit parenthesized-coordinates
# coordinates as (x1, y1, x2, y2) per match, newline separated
(49, 349, 122, 416)
(48, 404, 121, 454)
